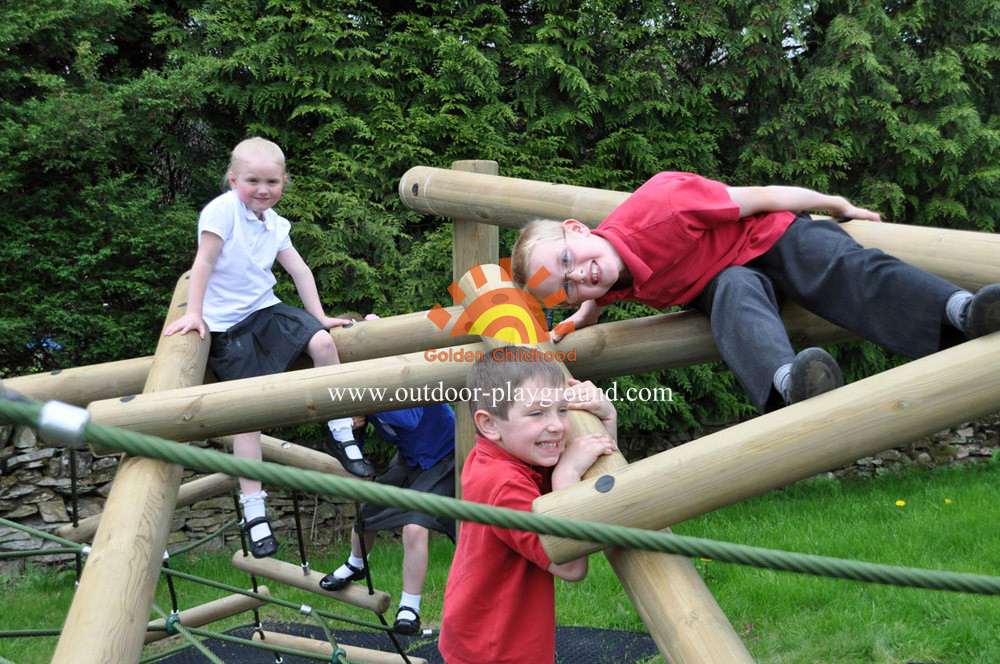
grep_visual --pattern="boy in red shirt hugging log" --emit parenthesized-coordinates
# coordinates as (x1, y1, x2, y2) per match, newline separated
(438, 354, 618, 664)
(512, 172, 1000, 414)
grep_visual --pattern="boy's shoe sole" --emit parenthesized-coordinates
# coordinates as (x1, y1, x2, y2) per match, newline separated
(787, 347, 844, 405)
(967, 284, 1000, 339)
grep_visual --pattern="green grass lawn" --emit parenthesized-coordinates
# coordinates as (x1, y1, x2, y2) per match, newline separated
(1, 461, 997, 663)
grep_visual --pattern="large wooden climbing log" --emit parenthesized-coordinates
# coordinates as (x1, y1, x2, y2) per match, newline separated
(82, 304, 855, 448)
(52, 273, 211, 664)
(399, 166, 1000, 292)
(4, 305, 476, 406)
(535, 331, 1000, 562)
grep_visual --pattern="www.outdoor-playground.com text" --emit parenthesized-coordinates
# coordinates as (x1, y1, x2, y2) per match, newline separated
(327, 381, 673, 409)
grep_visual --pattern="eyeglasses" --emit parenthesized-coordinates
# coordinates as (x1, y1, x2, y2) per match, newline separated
(560, 228, 578, 304)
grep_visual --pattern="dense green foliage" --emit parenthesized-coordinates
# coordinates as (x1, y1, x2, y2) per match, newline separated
(2, 0, 998, 434)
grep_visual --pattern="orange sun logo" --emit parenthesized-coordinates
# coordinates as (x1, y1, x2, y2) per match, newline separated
(427, 258, 577, 343)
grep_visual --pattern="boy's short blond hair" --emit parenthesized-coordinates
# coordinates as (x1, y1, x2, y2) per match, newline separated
(466, 352, 564, 421)
(224, 137, 286, 188)
(511, 219, 568, 291)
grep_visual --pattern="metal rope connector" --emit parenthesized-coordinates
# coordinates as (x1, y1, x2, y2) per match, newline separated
(38, 400, 91, 448)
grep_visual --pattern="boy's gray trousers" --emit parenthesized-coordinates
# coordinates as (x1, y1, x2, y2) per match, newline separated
(693, 216, 964, 413)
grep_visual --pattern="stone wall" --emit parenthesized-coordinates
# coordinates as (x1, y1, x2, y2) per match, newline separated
(0, 425, 356, 575)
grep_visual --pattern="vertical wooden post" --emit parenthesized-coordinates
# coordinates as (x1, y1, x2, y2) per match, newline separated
(450, 160, 499, 498)
(53, 273, 210, 663)
(457, 265, 753, 664)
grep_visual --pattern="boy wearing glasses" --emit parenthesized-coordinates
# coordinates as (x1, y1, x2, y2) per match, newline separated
(511, 171, 1000, 413)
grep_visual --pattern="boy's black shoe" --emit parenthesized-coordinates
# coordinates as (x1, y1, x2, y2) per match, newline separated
(323, 434, 375, 478)
(786, 347, 844, 405)
(966, 284, 1000, 339)
(393, 606, 421, 636)
(319, 561, 366, 592)
(242, 516, 279, 559)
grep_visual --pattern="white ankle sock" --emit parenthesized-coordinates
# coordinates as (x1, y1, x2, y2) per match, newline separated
(239, 491, 271, 541)
(945, 290, 973, 331)
(399, 591, 421, 615)
(334, 554, 367, 580)
(328, 419, 364, 460)
(773, 363, 792, 399)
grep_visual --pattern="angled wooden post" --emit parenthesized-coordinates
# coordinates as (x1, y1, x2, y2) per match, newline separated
(456, 264, 753, 663)
(53, 273, 210, 663)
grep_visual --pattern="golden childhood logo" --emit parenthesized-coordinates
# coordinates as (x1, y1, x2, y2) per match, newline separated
(426, 258, 576, 344)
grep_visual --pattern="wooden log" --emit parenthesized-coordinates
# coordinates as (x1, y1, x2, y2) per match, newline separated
(4, 305, 474, 406)
(83, 304, 854, 446)
(450, 159, 500, 501)
(144, 587, 271, 644)
(457, 264, 752, 664)
(53, 273, 210, 664)
(57, 472, 239, 544)
(399, 166, 1000, 290)
(253, 630, 428, 664)
(536, 331, 1000, 562)
(213, 433, 355, 478)
(231, 552, 391, 614)
(3, 356, 155, 407)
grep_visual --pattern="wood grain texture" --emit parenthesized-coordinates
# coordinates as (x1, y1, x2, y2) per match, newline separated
(231, 552, 390, 614)
(53, 273, 210, 664)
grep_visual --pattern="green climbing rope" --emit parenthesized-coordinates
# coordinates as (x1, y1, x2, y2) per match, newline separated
(150, 602, 225, 664)
(1, 396, 999, 595)
(0, 547, 79, 560)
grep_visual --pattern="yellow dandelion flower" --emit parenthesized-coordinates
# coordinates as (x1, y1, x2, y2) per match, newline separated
(895, 500, 906, 507)
(945, 498, 952, 505)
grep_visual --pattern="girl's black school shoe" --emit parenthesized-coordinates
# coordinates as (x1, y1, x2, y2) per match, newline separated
(319, 561, 366, 591)
(243, 516, 279, 559)
(322, 434, 376, 478)
(393, 606, 421, 636)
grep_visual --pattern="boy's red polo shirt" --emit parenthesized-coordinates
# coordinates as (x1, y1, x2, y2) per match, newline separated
(439, 436, 555, 664)
(592, 172, 796, 308)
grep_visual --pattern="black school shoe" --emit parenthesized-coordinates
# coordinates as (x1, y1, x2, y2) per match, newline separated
(319, 561, 366, 592)
(966, 284, 1000, 339)
(786, 347, 844, 405)
(322, 434, 375, 478)
(393, 606, 421, 636)
(243, 516, 279, 559)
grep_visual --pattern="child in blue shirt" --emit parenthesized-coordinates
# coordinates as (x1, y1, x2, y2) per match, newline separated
(320, 402, 456, 635)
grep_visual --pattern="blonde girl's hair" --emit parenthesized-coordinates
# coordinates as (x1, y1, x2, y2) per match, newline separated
(511, 218, 572, 290)
(222, 137, 287, 190)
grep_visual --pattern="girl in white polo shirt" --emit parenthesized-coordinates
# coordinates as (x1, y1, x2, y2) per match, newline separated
(165, 137, 374, 558)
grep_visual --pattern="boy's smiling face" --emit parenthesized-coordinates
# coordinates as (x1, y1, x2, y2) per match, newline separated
(476, 376, 570, 467)
(527, 220, 625, 305)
